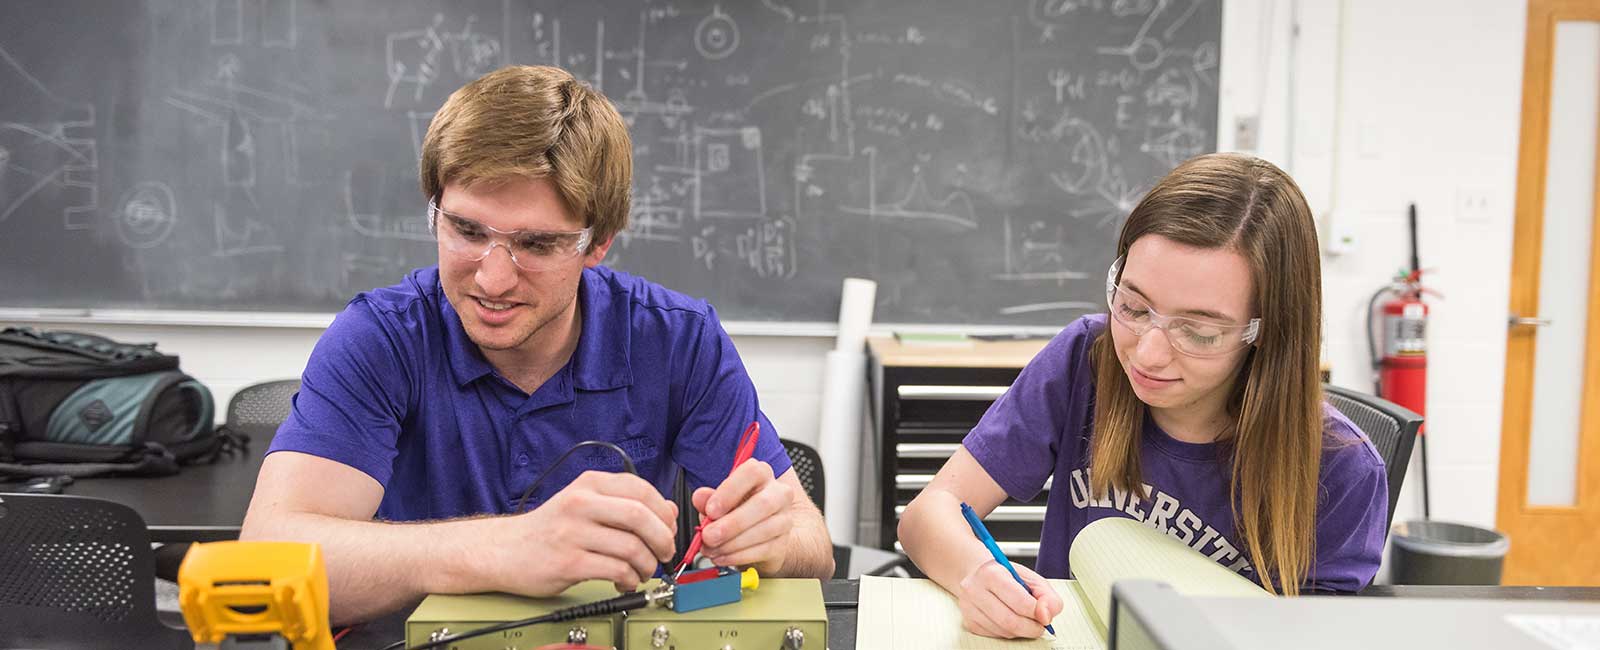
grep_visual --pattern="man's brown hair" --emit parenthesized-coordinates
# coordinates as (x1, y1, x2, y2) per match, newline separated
(421, 65, 632, 245)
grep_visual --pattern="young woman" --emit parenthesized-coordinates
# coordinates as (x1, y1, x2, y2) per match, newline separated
(897, 153, 1388, 639)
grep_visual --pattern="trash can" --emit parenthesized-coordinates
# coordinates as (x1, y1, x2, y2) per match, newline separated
(1388, 520, 1510, 585)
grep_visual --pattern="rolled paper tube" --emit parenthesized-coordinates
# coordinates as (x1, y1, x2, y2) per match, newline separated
(817, 348, 867, 544)
(834, 278, 877, 353)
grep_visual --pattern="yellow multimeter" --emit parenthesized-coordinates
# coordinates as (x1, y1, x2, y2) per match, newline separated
(176, 541, 335, 650)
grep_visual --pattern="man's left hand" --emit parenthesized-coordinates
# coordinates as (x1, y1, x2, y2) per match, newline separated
(690, 460, 797, 574)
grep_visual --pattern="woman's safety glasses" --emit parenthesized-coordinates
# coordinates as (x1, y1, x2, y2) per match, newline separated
(427, 199, 592, 272)
(1105, 257, 1261, 358)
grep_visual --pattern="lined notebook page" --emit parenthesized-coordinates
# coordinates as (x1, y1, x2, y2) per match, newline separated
(1068, 517, 1268, 629)
(856, 575, 1106, 650)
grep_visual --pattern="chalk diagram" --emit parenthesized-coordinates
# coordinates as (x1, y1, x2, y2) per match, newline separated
(384, 13, 504, 109)
(839, 161, 979, 230)
(519, 5, 795, 279)
(344, 9, 512, 281)
(1090, 0, 1215, 167)
(213, 0, 297, 48)
(0, 44, 98, 231)
(584, 0, 1215, 301)
(164, 52, 328, 257)
(695, 6, 740, 60)
(116, 182, 178, 248)
(996, 0, 1219, 316)
(0, 0, 1219, 321)
(784, 7, 985, 234)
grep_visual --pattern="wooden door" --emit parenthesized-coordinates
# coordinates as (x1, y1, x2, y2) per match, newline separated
(1497, 0, 1600, 585)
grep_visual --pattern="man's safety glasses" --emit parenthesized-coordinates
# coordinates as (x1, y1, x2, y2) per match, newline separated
(427, 199, 592, 272)
(1105, 257, 1261, 358)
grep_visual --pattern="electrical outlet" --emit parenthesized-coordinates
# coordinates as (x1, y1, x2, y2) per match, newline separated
(1322, 210, 1357, 256)
(1457, 186, 1495, 223)
(1234, 115, 1259, 152)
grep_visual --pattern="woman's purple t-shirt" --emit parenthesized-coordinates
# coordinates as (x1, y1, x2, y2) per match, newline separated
(963, 314, 1388, 592)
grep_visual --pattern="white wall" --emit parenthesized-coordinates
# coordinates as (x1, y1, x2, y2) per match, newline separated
(16, 0, 1529, 554)
(1230, 0, 1527, 532)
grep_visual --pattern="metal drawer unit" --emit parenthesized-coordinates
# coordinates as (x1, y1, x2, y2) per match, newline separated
(865, 337, 1055, 570)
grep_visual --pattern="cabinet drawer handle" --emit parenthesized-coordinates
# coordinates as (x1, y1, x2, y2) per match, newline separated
(897, 540, 1039, 556)
(897, 475, 1052, 491)
(897, 443, 961, 458)
(898, 385, 1009, 400)
(897, 504, 1045, 521)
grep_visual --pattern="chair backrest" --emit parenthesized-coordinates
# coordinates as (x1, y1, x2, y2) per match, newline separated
(1323, 384, 1423, 531)
(0, 493, 193, 649)
(781, 438, 826, 515)
(225, 379, 301, 439)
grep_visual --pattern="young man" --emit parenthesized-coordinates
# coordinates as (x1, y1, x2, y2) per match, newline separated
(240, 65, 834, 624)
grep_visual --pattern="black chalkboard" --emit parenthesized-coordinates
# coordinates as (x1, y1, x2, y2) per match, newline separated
(0, 0, 1220, 325)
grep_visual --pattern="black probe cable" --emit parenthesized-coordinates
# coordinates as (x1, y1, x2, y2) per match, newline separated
(398, 588, 666, 650)
(513, 440, 638, 513)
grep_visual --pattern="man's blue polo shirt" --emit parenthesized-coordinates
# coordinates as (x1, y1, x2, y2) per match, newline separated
(268, 265, 791, 522)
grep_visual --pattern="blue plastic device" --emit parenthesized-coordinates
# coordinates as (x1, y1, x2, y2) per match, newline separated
(668, 566, 742, 613)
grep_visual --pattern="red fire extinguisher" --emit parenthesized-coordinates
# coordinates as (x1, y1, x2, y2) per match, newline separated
(1367, 204, 1434, 518)
(1379, 278, 1428, 427)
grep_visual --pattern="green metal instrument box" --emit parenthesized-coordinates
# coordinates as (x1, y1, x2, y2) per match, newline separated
(624, 578, 826, 650)
(406, 581, 620, 649)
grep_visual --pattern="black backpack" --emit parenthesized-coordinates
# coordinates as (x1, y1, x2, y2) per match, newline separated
(0, 326, 240, 478)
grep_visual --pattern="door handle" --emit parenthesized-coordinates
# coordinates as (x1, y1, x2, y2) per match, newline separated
(1508, 315, 1553, 328)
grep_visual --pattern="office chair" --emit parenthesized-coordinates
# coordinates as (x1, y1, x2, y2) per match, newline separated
(0, 493, 195, 649)
(780, 438, 827, 514)
(1324, 384, 1423, 532)
(221, 379, 302, 439)
(777, 438, 915, 579)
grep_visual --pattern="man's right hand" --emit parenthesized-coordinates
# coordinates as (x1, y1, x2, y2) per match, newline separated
(955, 560, 1065, 639)
(488, 470, 678, 595)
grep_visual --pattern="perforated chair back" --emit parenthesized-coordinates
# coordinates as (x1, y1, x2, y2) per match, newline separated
(225, 379, 301, 439)
(781, 438, 826, 515)
(1324, 384, 1423, 531)
(0, 493, 193, 649)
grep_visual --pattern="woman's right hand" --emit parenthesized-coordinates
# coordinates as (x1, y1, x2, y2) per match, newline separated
(955, 560, 1065, 639)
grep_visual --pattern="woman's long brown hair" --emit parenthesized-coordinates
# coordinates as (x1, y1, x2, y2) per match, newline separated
(1087, 153, 1323, 595)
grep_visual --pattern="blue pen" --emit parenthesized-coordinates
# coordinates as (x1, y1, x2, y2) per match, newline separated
(960, 502, 1055, 636)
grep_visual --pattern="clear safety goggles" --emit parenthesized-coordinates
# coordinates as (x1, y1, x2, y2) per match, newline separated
(427, 199, 593, 272)
(1105, 257, 1261, 358)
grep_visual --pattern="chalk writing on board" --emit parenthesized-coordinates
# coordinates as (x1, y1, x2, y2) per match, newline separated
(694, 6, 740, 60)
(0, 0, 1220, 324)
(0, 44, 98, 230)
(163, 53, 323, 256)
(116, 182, 179, 249)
